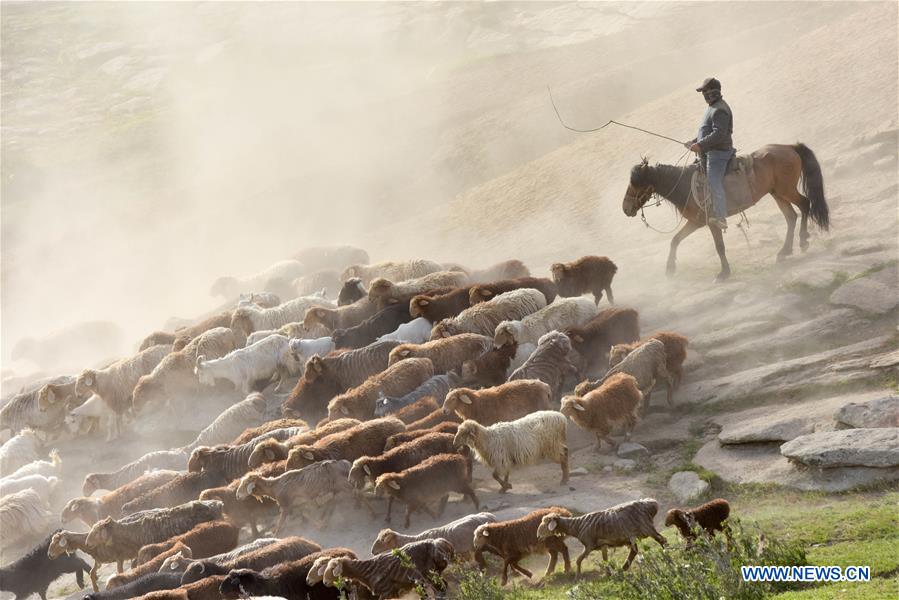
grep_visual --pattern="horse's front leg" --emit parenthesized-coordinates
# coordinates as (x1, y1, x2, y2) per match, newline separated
(667, 220, 701, 276)
(709, 226, 731, 282)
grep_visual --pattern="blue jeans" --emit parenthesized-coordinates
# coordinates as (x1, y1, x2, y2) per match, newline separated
(705, 150, 734, 220)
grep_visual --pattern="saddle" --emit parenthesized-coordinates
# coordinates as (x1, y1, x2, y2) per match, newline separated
(691, 154, 756, 217)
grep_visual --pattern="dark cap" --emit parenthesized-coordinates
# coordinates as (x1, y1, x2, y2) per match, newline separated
(695, 77, 721, 92)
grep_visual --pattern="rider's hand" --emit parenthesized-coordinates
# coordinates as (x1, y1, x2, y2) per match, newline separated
(689, 143, 701, 152)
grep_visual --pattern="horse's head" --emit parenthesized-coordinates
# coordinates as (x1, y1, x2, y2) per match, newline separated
(622, 158, 654, 217)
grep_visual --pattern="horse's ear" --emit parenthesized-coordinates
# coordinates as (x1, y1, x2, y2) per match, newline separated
(640, 155, 649, 167)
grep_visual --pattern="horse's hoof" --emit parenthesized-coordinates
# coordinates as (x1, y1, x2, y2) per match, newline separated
(666, 265, 676, 277)
(714, 272, 731, 283)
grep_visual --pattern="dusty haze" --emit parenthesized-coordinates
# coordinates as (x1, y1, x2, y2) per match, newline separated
(1, 2, 894, 380)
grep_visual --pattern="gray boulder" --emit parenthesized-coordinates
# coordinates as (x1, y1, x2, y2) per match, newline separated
(719, 417, 815, 445)
(780, 428, 899, 468)
(834, 395, 899, 429)
(668, 471, 709, 503)
(829, 267, 898, 314)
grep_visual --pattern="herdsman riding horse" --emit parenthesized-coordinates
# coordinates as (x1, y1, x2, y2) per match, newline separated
(622, 143, 829, 282)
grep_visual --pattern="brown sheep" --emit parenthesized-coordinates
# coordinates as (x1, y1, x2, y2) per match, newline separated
(665, 498, 731, 543)
(473, 507, 572, 585)
(560, 373, 643, 451)
(468, 277, 558, 305)
(460, 342, 519, 388)
(247, 418, 361, 468)
(565, 307, 640, 375)
(384, 420, 460, 450)
(373, 453, 479, 528)
(551, 255, 617, 305)
(120, 470, 229, 515)
(138, 311, 233, 353)
(106, 542, 191, 589)
(133, 575, 226, 600)
(281, 341, 399, 422)
(610, 331, 689, 388)
(403, 408, 462, 432)
(443, 380, 553, 426)
(368, 271, 469, 305)
(388, 334, 492, 374)
(286, 417, 405, 469)
(64, 470, 181, 527)
(391, 397, 441, 424)
(409, 287, 474, 322)
(134, 520, 239, 566)
(467, 260, 531, 283)
(198, 461, 285, 537)
(327, 357, 435, 421)
(302, 299, 378, 333)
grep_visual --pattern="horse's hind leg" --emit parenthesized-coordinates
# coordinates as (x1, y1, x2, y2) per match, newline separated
(796, 195, 811, 251)
(774, 196, 798, 261)
(709, 226, 731, 282)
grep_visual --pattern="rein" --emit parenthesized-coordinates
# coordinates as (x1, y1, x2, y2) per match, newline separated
(637, 150, 691, 234)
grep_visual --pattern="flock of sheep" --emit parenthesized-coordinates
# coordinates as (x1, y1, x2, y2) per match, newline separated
(0, 245, 733, 600)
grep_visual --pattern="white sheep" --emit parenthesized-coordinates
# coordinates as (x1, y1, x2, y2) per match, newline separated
(184, 393, 269, 452)
(0, 428, 43, 474)
(195, 335, 301, 394)
(367, 271, 469, 304)
(453, 411, 569, 492)
(64, 394, 115, 438)
(0, 473, 59, 498)
(377, 318, 432, 344)
(430, 288, 547, 341)
(1, 449, 61, 482)
(75, 344, 170, 440)
(230, 294, 334, 337)
(211, 259, 307, 299)
(236, 291, 282, 308)
(288, 337, 337, 371)
(341, 260, 444, 286)
(0, 489, 53, 549)
(493, 297, 598, 348)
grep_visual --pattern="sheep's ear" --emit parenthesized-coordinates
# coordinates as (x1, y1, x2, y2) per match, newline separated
(460, 394, 472, 405)
(247, 481, 255, 494)
(400, 349, 411, 357)
(311, 357, 324, 373)
(388, 480, 400, 490)
(481, 530, 489, 537)
(303, 451, 314, 460)
(199, 563, 206, 574)
(265, 449, 274, 460)
(46, 387, 56, 405)
(548, 519, 557, 531)
(573, 401, 586, 412)
(83, 373, 94, 387)
(340, 405, 349, 415)
(59, 536, 68, 548)
(333, 561, 343, 576)
(363, 465, 371, 476)
(574, 335, 584, 343)
(482, 290, 493, 298)
(442, 330, 451, 338)
(419, 299, 429, 306)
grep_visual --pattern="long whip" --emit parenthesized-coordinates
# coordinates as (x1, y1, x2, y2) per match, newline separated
(547, 86, 686, 145)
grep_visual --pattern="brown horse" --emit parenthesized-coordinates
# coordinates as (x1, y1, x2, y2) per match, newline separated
(622, 143, 829, 282)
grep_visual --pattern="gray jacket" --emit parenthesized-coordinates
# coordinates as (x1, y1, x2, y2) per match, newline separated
(691, 98, 733, 152)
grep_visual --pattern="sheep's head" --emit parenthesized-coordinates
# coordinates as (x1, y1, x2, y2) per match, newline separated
(388, 345, 414, 366)
(429, 320, 455, 341)
(367, 277, 393, 301)
(235, 474, 262, 501)
(188, 446, 214, 472)
(373, 474, 401, 497)
(573, 379, 600, 397)
(340, 265, 360, 281)
(229, 309, 255, 338)
(323, 557, 349, 586)
(348, 458, 371, 489)
(537, 513, 564, 540)
(306, 555, 333, 585)
(493, 321, 520, 348)
(460, 360, 478, 382)
(247, 439, 286, 468)
(82, 473, 101, 496)
(76, 370, 98, 396)
(452, 420, 480, 449)
(131, 376, 163, 414)
(559, 396, 586, 418)
(61, 497, 96, 526)
(370, 529, 399, 554)
(550, 263, 567, 283)
(38, 384, 65, 412)
(160, 546, 194, 573)
(433, 538, 455, 566)
(303, 355, 327, 382)
(472, 524, 492, 550)
(468, 286, 494, 305)
(47, 531, 75, 559)
(85, 518, 115, 547)
(304, 307, 331, 331)
(442, 388, 474, 416)
(218, 568, 261, 596)
(664, 508, 696, 532)
(327, 395, 354, 420)
(287, 445, 318, 469)
(608, 344, 630, 367)
(194, 355, 215, 386)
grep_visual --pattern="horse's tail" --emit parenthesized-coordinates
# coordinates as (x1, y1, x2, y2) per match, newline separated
(793, 142, 829, 231)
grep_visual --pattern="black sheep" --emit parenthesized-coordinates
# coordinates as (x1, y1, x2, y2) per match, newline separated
(331, 304, 413, 350)
(0, 530, 90, 600)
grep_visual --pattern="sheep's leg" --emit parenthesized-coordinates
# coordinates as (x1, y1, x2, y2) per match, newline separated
(575, 546, 594, 577)
(404, 505, 414, 529)
(249, 519, 260, 537)
(462, 483, 480, 510)
(492, 470, 511, 492)
(117, 559, 125, 573)
(273, 508, 288, 535)
(474, 550, 487, 569)
(436, 494, 449, 517)
(385, 496, 394, 523)
(39, 590, 47, 600)
(75, 566, 85, 589)
(510, 561, 533, 579)
(501, 560, 512, 586)
(89, 562, 100, 592)
(559, 445, 570, 484)
(621, 541, 639, 570)
(651, 529, 668, 548)
(544, 550, 558, 577)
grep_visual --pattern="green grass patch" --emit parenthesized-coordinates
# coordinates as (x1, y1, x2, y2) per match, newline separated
(772, 576, 898, 599)
(807, 538, 899, 577)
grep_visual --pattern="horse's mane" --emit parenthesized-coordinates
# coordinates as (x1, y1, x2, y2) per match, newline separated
(631, 162, 696, 210)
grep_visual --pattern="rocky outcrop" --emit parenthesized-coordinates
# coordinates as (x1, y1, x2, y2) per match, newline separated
(780, 428, 899, 468)
(834, 395, 899, 429)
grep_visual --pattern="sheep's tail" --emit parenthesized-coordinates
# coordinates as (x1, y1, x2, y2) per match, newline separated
(49, 448, 61, 466)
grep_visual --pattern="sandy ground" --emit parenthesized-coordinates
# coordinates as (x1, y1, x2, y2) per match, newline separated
(1, 2, 896, 598)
